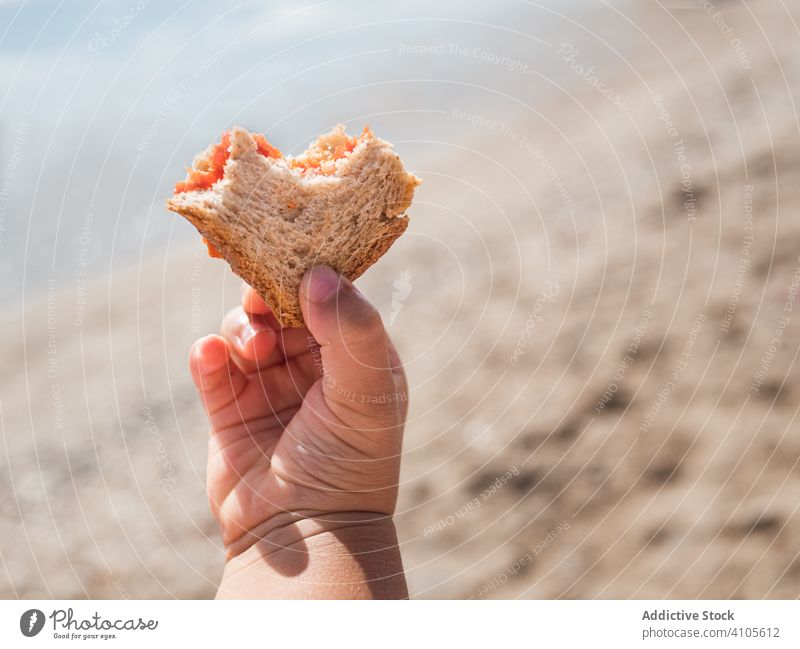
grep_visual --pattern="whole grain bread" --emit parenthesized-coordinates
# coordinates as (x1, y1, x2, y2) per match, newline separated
(167, 126, 420, 327)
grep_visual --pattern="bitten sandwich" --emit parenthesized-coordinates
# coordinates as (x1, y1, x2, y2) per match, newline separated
(167, 125, 420, 327)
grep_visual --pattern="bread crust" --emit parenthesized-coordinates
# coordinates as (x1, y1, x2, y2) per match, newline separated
(167, 126, 420, 327)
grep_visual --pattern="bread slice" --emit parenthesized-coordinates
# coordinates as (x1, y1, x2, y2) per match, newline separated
(167, 125, 420, 327)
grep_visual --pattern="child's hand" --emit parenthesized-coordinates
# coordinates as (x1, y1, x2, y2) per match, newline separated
(189, 266, 408, 598)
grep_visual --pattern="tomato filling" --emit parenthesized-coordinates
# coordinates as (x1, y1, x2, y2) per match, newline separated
(174, 126, 370, 194)
(174, 131, 282, 194)
(288, 126, 368, 175)
(202, 237, 224, 259)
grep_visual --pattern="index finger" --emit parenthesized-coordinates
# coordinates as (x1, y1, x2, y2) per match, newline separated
(241, 283, 271, 316)
(240, 282, 314, 359)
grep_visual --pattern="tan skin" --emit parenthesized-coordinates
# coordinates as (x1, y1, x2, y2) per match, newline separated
(189, 266, 408, 598)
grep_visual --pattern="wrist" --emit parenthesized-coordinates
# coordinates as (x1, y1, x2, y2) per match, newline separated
(222, 510, 394, 559)
(217, 511, 408, 599)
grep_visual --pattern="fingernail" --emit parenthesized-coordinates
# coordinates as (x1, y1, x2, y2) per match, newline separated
(307, 265, 344, 303)
(237, 322, 257, 347)
(195, 336, 227, 374)
(233, 311, 262, 346)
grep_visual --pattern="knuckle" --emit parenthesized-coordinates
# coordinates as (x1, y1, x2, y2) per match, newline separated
(337, 292, 383, 338)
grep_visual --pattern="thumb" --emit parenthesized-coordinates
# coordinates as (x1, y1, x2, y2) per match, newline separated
(299, 266, 400, 419)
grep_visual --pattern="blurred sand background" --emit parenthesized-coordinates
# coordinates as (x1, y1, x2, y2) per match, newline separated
(2, 0, 800, 598)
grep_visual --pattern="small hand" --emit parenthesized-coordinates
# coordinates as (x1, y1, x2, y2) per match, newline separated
(189, 266, 408, 598)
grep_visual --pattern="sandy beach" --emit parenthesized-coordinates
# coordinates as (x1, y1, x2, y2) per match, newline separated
(2, 0, 800, 599)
